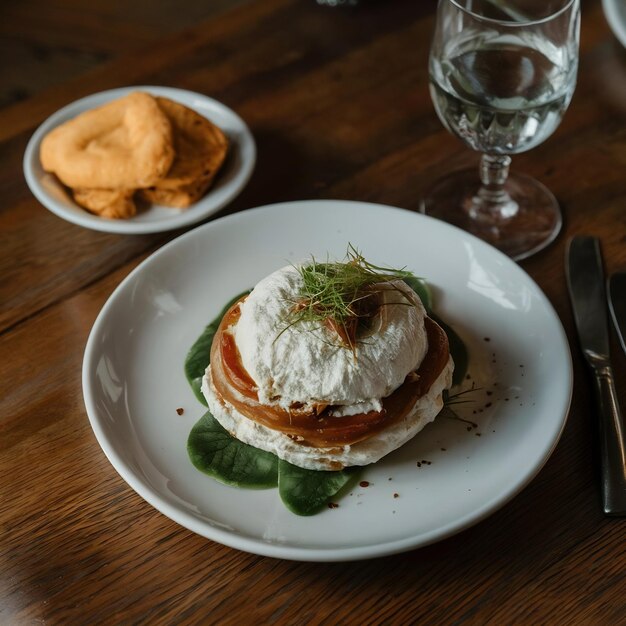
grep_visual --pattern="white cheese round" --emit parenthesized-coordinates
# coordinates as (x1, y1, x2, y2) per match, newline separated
(234, 265, 429, 410)
(202, 356, 454, 470)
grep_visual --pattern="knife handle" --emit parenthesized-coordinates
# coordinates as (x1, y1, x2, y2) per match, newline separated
(592, 363, 626, 515)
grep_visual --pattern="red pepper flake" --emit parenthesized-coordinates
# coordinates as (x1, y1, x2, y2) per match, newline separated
(327, 502, 339, 509)
(359, 481, 370, 488)
(393, 493, 399, 499)
(176, 407, 184, 415)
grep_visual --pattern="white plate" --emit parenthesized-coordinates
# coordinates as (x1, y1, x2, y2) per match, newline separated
(604, 0, 626, 47)
(82, 200, 572, 561)
(23, 86, 256, 234)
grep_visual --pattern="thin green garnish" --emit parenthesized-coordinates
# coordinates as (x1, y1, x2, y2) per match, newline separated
(285, 245, 417, 349)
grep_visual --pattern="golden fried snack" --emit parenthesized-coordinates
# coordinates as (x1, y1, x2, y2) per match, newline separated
(153, 97, 228, 188)
(138, 179, 211, 209)
(73, 188, 137, 219)
(40, 92, 175, 189)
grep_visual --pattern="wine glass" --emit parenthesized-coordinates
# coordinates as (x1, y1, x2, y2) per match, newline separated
(421, 0, 580, 261)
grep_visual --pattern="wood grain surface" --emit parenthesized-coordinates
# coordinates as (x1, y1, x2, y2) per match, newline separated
(1, 0, 626, 623)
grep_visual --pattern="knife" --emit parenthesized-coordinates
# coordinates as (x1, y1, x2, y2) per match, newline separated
(609, 272, 626, 358)
(566, 236, 626, 515)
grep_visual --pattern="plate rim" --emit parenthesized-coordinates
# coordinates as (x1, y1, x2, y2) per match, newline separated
(82, 199, 573, 561)
(603, 0, 626, 47)
(23, 85, 256, 235)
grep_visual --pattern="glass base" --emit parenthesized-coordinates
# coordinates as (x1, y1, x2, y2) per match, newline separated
(420, 168, 562, 261)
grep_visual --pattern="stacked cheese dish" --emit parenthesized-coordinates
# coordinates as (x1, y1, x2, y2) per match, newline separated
(202, 253, 454, 471)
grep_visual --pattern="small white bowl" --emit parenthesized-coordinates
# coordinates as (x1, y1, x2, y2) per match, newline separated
(23, 86, 256, 234)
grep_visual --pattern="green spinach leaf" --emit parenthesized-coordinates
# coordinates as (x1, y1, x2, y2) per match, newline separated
(403, 276, 433, 312)
(184, 291, 250, 406)
(430, 312, 468, 387)
(187, 412, 278, 488)
(278, 460, 359, 516)
(404, 278, 467, 386)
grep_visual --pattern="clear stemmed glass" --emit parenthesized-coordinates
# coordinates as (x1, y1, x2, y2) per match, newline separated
(421, 0, 580, 261)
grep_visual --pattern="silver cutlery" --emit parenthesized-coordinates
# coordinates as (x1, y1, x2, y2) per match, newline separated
(566, 236, 626, 515)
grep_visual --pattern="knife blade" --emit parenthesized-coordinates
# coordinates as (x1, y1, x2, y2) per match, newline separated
(566, 236, 626, 515)
(608, 271, 626, 357)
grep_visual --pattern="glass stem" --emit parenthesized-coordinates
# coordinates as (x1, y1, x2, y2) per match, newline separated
(467, 154, 519, 223)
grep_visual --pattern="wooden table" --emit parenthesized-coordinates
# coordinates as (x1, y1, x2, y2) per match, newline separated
(2, 0, 625, 623)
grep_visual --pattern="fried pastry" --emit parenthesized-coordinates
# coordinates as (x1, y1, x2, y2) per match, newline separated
(151, 96, 228, 190)
(72, 188, 137, 219)
(139, 178, 213, 209)
(40, 92, 174, 189)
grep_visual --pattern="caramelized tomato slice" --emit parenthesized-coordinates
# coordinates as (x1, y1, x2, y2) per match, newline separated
(210, 300, 449, 447)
